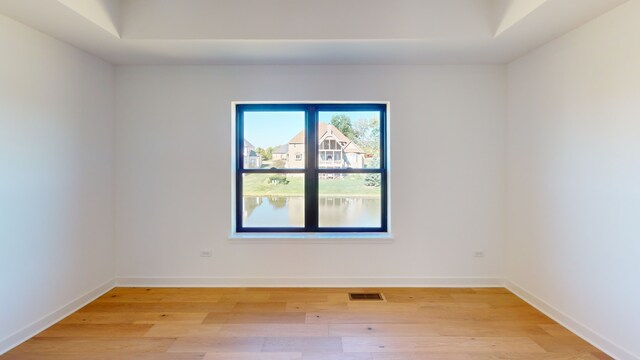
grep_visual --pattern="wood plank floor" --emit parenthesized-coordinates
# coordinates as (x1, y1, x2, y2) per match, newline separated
(1, 287, 612, 360)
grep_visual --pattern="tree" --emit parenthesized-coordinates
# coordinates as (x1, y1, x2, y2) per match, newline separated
(255, 146, 273, 161)
(331, 114, 380, 157)
(353, 116, 380, 156)
(331, 115, 358, 140)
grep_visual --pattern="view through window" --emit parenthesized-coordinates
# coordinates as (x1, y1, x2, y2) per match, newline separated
(235, 103, 387, 232)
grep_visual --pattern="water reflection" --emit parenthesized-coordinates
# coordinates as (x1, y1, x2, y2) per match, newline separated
(242, 196, 304, 227)
(242, 196, 381, 228)
(318, 197, 381, 228)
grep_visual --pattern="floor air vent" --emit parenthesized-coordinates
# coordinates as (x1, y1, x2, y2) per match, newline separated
(349, 293, 384, 301)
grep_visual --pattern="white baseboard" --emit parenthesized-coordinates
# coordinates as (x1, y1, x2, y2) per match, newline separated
(0, 279, 115, 356)
(116, 276, 504, 288)
(505, 280, 638, 360)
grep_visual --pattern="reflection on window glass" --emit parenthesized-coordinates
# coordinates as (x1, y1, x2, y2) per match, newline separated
(318, 174, 381, 228)
(317, 111, 380, 169)
(242, 173, 304, 227)
(243, 111, 305, 169)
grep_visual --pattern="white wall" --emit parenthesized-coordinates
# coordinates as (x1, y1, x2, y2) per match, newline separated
(0, 15, 115, 352)
(506, 1, 640, 359)
(114, 65, 506, 285)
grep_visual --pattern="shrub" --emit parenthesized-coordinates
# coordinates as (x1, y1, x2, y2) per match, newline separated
(364, 157, 381, 187)
(364, 174, 380, 187)
(271, 159, 286, 168)
(267, 174, 289, 185)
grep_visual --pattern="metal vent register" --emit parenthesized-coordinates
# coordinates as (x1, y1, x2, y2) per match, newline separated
(349, 293, 384, 301)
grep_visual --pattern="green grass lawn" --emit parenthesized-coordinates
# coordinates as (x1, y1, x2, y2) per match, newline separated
(242, 173, 380, 197)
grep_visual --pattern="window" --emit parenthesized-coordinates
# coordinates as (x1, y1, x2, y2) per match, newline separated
(235, 103, 388, 233)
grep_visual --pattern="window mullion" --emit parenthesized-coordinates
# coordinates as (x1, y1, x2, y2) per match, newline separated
(235, 110, 244, 232)
(380, 170, 388, 232)
(380, 109, 387, 169)
(305, 107, 319, 231)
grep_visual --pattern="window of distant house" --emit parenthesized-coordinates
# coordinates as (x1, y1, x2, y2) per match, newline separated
(235, 103, 388, 233)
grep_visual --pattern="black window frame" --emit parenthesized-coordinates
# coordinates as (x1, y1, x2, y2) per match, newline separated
(235, 103, 388, 233)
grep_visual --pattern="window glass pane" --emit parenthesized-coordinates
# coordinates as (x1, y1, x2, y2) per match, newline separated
(243, 111, 305, 169)
(242, 173, 304, 227)
(317, 111, 380, 169)
(318, 174, 381, 228)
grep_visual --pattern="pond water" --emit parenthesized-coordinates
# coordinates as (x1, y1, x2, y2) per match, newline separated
(242, 196, 381, 228)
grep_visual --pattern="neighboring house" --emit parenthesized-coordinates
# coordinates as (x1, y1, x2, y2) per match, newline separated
(243, 140, 262, 168)
(272, 144, 289, 161)
(287, 122, 365, 169)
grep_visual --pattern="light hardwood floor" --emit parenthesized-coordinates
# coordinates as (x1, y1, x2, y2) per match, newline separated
(1, 287, 611, 359)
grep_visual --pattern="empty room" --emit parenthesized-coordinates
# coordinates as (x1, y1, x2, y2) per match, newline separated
(1, 0, 638, 359)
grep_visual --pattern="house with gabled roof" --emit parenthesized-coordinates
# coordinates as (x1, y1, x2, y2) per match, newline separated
(243, 139, 262, 169)
(272, 144, 289, 161)
(287, 122, 365, 169)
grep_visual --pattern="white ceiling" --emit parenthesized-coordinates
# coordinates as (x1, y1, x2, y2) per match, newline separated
(0, 0, 628, 65)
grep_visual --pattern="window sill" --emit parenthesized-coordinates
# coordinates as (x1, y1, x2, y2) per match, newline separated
(228, 232, 394, 244)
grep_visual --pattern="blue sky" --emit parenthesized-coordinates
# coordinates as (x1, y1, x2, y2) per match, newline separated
(244, 112, 304, 149)
(244, 111, 379, 149)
